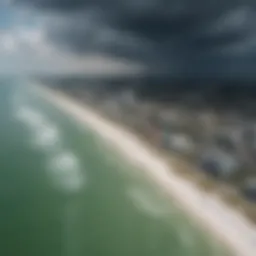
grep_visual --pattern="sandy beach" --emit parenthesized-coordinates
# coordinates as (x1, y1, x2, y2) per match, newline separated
(35, 84, 256, 256)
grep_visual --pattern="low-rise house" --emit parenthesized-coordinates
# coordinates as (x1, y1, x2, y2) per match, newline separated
(168, 133, 195, 155)
(160, 129, 195, 155)
(212, 123, 256, 169)
(158, 109, 185, 129)
(198, 122, 248, 179)
(199, 147, 241, 179)
(241, 123, 256, 166)
(196, 111, 219, 140)
(102, 98, 120, 117)
(242, 178, 256, 202)
(213, 132, 238, 155)
(119, 90, 137, 109)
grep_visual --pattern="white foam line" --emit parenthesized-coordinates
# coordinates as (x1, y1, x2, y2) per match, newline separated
(48, 151, 84, 193)
(127, 187, 169, 218)
(15, 106, 45, 129)
(33, 123, 61, 149)
(35, 84, 256, 256)
(14, 104, 62, 151)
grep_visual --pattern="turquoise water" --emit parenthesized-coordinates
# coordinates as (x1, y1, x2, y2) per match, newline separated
(0, 81, 230, 256)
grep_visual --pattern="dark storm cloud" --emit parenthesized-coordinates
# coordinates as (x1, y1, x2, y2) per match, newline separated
(14, 0, 256, 76)
(13, 0, 89, 10)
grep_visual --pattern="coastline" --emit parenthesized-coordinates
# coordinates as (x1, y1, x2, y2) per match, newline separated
(34, 84, 256, 256)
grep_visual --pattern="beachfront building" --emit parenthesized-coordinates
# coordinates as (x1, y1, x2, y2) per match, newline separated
(158, 109, 186, 129)
(161, 131, 195, 155)
(241, 123, 256, 166)
(121, 90, 137, 107)
(242, 178, 256, 202)
(103, 99, 121, 118)
(199, 147, 241, 179)
(198, 119, 256, 182)
(196, 111, 219, 140)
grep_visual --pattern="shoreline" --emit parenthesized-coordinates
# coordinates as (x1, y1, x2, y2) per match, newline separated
(34, 84, 256, 256)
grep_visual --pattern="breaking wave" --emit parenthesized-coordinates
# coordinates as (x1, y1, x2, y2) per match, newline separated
(127, 187, 170, 218)
(48, 151, 85, 193)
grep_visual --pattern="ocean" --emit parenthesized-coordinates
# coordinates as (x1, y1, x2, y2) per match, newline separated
(0, 80, 230, 256)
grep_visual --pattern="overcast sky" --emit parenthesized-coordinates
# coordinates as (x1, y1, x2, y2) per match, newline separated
(1, 0, 256, 77)
(0, 1, 145, 75)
